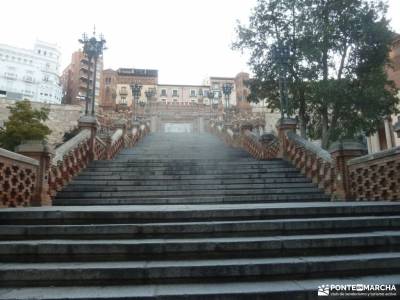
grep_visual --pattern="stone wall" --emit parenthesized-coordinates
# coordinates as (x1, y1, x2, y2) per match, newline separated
(0, 99, 82, 146)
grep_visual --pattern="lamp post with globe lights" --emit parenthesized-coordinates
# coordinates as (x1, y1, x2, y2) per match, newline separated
(78, 28, 106, 116)
(130, 84, 142, 121)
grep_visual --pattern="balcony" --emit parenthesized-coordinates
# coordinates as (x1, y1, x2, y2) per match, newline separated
(119, 89, 128, 96)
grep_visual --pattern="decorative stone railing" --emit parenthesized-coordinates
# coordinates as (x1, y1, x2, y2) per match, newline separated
(0, 118, 151, 207)
(108, 129, 124, 159)
(210, 116, 398, 201)
(242, 131, 280, 160)
(347, 146, 400, 201)
(47, 129, 91, 199)
(95, 137, 107, 160)
(0, 148, 39, 207)
(285, 131, 335, 195)
(209, 121, 279, 160)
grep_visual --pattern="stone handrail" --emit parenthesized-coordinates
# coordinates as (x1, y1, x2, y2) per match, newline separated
(52, 129, 91, 165)
(95, 136, 107, 160)
(284, 131, 335, 195)
(0, 148, 39, 207)
(1, 118, 151, 207)
(347, 146, 400, 200)
(242, 131, 280, 160)
(108, 129, 124, 159)
(48, 130, 92, 198)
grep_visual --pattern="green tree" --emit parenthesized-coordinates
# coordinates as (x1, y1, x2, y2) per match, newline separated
(234, 0, 399, 148)
(0, 100, 51, 151)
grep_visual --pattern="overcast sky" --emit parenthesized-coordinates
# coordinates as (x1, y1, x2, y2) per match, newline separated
(0, 0, 399, 85)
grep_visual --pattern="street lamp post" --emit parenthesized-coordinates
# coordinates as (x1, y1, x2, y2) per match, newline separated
(79, 28, 106, 116)
(272, 42, 290, 119)
(130, 84, 142, 121)
(145, 88, 155, 114)
(207, 89, 214, 119)
(222, 83, 233, 109)
(222, 83, 233, 120)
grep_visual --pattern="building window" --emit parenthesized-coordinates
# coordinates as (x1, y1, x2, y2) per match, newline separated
(161, 89, 167, 96)
(38, 50, 41, 54)
(190, 90, 196, 97)
(121, 97, 127, 104)
(198, 89, 203, 96)
(43, 75, 49, 82)
(161, 98, 166, 103)
(23, 75, 34, 83)
(172, 89, 178, 97)
(4, 72, 17, 80)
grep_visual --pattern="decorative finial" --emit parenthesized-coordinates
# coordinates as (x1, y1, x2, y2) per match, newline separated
(93, 24, 96, 36)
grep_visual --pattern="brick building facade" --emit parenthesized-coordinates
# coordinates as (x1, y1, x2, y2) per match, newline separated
(61, 50, 103, 106)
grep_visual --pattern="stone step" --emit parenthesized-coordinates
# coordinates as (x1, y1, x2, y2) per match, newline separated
(61, 182, 318, 192)
(2, 202, 399, 225)
(78, 167, 299, 176)
(69, 177, 313, 187)
(1, 252, 400, 287)
(74, 172, 306, 180)
(1, 274, 399, 300)
(2, 231, 400, 262)
(85, 161, 291, 168)
(89, 159, 285, 167)
(1, 216, 399, 240)
(56, 187, 322, 198)
(53, 194, 331, 206)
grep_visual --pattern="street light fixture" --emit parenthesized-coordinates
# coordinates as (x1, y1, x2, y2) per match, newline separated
(272, 42, 290, 119)
(78, 27, 106, 116)
(145, 88, 155, 116)
(222, 83, 233, 109)
(207, 89, 214, 118)
(130, 84, 142, 121)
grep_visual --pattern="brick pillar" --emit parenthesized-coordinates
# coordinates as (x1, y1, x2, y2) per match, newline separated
(16, 140, 54, 206)
(329, 140, 367, 200)
(276, 118, 297, 158)
(78, 115, 97, 160)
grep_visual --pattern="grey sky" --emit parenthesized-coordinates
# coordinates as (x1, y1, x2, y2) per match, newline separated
(0, 0, 399, 85)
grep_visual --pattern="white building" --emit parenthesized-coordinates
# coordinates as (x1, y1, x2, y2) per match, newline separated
(0, 40, 62, 104)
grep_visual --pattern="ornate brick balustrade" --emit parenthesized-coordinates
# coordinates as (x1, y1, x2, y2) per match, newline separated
(47, 129, 92, 199)
(285, 131, 335, 195)
(0, 118, 151, 207)
(242, 131, 280, 160)
(0, 148, 39, 207)
(347, 146, 400, 200)
(95, 137, 107, 160)
(210, 115, 398, 200)
(108, 129, 124, 159)
(209, 121, 279, 160)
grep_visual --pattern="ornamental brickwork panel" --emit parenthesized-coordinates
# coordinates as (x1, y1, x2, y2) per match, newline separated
(348, 149, 400, 201)
(0, 159, 37, 207)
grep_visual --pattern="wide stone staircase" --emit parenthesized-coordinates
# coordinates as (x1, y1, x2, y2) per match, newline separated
(1, 132, 400, 299)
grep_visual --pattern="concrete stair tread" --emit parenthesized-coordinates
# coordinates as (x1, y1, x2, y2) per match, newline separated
(1, 274, 399, 299)
(2, 230, 400, 244)
(2, 201, 399, 212)
(2, 252, 400, 269)
(0, 201, 400, 212)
